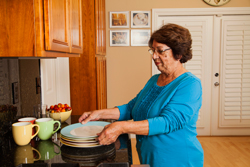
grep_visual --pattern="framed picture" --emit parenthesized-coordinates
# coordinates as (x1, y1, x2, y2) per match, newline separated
(131, 29, 151, 46)
(131, 11, 150, 28)
(110, 30, 130, 46)
(110, 11, 129, 28)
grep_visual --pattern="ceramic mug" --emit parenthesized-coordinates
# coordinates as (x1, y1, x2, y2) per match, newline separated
(35, 118, 61, 140)
(18, 117, 36, 124)
(37, 140, 61, 160)
(14, 144, 41, 166)
(18, 117, 37, 135)
(12, 122, 40, 146)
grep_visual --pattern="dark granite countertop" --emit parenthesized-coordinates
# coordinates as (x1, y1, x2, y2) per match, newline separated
(0, 115, 132, 167)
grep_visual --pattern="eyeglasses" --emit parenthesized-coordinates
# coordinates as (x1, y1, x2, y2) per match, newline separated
(148, 48, 171, 56)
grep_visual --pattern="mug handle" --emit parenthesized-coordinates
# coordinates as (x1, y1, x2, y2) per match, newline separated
(31, 124, 40, 139)
(52, 121, 61, 134)
(53, 142, 61, 155)
(32, 147, 41, 161)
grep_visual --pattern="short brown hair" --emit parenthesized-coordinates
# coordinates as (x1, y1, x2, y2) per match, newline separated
(149, 23, 192, 63)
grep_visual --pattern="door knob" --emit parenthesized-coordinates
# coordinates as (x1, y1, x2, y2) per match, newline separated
(214, 82, 219, 86)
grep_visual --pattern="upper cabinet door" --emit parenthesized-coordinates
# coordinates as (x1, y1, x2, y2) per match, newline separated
(44, 0, 71, 53)
(70, 0, 83, 53)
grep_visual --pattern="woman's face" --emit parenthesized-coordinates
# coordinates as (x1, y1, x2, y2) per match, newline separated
(151, 40, 180, 75)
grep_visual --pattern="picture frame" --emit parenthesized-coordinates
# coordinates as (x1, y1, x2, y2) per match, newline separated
(131, 29, 151, 46)
(131, 11, 151, 28)
(110, 30, 130, 46)
(110, 11, 129, 28)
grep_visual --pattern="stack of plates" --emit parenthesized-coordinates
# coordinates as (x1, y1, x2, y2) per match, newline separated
(61, 143, 116, 165)
(60, 121, 110, 148)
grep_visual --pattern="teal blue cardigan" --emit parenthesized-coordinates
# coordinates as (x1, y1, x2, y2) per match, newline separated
(117, 72, 204, 167)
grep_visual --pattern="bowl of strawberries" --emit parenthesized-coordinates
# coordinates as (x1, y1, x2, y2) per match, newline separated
(46, 103, 72, 123)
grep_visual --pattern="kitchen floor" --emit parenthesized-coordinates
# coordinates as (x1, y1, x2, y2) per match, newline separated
(131, 136, 250, 167)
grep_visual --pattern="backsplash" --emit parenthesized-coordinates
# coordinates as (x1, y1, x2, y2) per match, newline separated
(0, 58, 41, 116)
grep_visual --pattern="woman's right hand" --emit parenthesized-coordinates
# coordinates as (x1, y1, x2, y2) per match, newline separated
(78, 110, 102, 124)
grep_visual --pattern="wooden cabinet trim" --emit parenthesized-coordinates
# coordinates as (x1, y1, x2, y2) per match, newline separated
(34, 0, 46, 57)
(96, 56, 107, 109)
(95, 0, 106, 56)
(70, 0, 83, 54)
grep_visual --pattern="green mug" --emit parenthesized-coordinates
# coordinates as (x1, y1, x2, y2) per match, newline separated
(35, 118, 61, 140)
(37, 140, 61, 160)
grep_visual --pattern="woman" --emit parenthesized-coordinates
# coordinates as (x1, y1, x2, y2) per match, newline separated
(79, 23, 204, 167)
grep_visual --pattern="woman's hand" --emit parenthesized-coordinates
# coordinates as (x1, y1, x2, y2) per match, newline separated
(97, 121, 125, 145)
(78, 110, 102, 124)
(78, 108, 121, 124)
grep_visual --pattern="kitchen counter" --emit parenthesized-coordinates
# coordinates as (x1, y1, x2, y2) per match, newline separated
(0, 115, 132, 167)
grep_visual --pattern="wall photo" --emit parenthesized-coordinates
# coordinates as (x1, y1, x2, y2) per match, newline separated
(131, 30, 151, 46)
(131, 11, 151, 28)
(110, 30, 130, 46)
(110, 11, 129, 28)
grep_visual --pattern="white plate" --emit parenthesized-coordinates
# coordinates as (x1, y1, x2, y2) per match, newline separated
(60, 139, 101, 148)
(60, 135, 96, 142)
(61, 137, 98, 145)
(60, 134, 96, 140)
(61, 121, 110, 139)
(70, 125, 104, 137)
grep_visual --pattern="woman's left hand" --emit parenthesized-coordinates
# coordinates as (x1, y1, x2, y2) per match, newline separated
(96, 121, 125, 145)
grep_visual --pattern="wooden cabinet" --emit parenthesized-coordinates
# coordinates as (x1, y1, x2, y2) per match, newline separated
(69, 0, 107, 115)
(0, 0, 34, 57)
(44, 0, 83, 53)
(44, 0, 71, 53)
(0, 0, 83, 57)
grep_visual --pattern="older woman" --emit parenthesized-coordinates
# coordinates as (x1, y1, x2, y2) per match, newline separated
(79, 23, 204, 167)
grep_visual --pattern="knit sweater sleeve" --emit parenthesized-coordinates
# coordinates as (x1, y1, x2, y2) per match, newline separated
(147, 79, 202, 136)
(116, 95, 137, 121)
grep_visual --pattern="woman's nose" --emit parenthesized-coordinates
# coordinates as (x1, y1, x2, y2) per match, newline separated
(152, 52, 159, 59)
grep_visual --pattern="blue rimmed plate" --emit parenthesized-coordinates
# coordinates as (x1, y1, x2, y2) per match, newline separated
(61, 121, 110, 139)
(60, 138, 101, 148)
(60, 134, 96, 142)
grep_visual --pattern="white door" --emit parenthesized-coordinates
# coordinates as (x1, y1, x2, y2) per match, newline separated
(153, 11, 250, 136)
(154, 16, 213, 136)
(40, 58, 71, 112)
(211, 15, 250, 135)
(40, 59, 57, 108)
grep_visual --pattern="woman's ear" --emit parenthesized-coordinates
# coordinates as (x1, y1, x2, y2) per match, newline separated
(176, 54, 182, 61)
